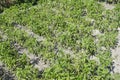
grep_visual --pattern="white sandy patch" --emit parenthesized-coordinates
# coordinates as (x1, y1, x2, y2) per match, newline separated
(111, 28, 120, 73)
(92, 29, 103, 36)
(13, 23, 45, 42)
(13, 42, 49, 71)
(0, 31, 7, 41)
(90, 55, 100, 65)
(101, 2, 115, 10)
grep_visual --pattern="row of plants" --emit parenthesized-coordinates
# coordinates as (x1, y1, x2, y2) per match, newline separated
(2, 0, 119, 53)
(0, 33, 39, 80)
(0, 24, 113, 79)
(97, 0, 120, 4)
(0, 0, 119, 13)
(0, 0, 119, 79)
(0, 0, 39, 13)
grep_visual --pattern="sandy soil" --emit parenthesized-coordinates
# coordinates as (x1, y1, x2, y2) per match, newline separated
(111, 28, 120, 73)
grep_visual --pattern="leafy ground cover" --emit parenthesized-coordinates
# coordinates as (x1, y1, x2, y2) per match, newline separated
(0, 0, 120, 80)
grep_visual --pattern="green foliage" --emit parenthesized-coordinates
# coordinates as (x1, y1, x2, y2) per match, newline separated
(98, 0, 120, 3)
(0, 0, 119, 79)
(0, 41, 39, 80)
(0, 0, 38, 13)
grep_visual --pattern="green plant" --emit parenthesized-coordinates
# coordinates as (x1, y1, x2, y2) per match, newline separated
(0, 0, 119, 79)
